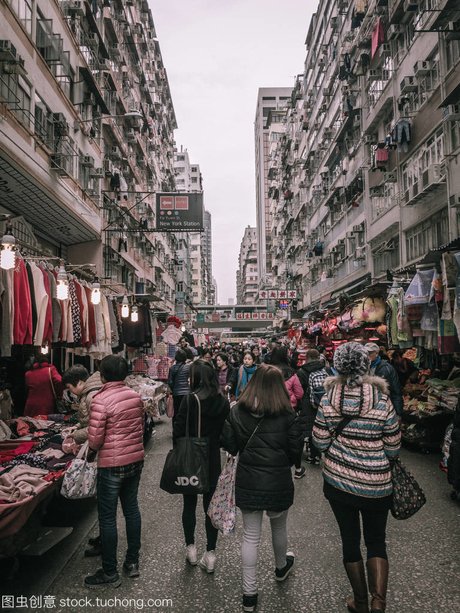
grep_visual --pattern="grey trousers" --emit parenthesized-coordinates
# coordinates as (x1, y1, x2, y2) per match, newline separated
(241, 509, 289, 596)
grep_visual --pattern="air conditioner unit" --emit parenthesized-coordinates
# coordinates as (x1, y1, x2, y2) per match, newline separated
(383, 172, 397, 183)
(400, 76, 417, 94)
(443, 104, 460, 122)
(364, 133, 378, 145)
(388, 24, 405, 40)
(404, 0, 419, 11)
(89, 167, 104, 180)
(0, 40, 17, 60)
(414, 60, 432, 77)
(109, 43, 120, 56)
(421, 164, 444, 190)
(80, 155, 95, 167)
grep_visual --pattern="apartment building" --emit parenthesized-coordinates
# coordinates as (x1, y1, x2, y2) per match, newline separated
(236, 226, 259, 304)
(0, 0, 177, 312)
(173, 148, 213, 308)
(254, 87, 292, 286)
(269, 0, 460, 311)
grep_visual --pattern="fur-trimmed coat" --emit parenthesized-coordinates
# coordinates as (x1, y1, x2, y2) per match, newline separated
(312, 375, 401, 499)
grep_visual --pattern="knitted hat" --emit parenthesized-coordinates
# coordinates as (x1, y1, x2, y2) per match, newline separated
(364, 342, 380, 354)
(333, 342, 370, 387)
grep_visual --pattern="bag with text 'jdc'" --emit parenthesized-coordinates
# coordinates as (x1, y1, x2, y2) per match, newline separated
(160, 394, 209, 495)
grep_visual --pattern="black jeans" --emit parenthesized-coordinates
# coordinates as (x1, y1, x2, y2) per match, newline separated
(328, 498, 389, 563)
(97, 463, 143, 575)
(182, 489, 217, 551)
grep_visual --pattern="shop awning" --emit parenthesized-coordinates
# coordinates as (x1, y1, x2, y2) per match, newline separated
(0, 153, 101, 245)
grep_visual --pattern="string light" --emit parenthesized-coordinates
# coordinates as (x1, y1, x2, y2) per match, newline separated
(121, 294, 130, 318)
(56, 261, 69, 301)
(130, 305, 139, 322)
(40, 345, 49, 355)
(91, 279, 101, 305)
(0, 228, 16, 270)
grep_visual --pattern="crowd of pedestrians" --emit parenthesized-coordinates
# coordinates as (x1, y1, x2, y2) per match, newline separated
(61, 335, 404, 613)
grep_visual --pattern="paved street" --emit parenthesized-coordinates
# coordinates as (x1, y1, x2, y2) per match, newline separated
(8, 419, 460, 613)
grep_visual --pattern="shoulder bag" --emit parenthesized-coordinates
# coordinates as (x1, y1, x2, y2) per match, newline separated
(60, 441, 97, 499)
(390, 457, 426, 520)
(160, 394, 210, 494)
(207, 417, 263, 534)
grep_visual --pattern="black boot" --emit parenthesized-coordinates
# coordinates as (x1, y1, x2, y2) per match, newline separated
(344, 560, 369, 613)
(366, 558, 388, 613)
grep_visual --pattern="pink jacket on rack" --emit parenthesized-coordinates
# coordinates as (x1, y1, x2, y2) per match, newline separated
(285, 373, 304, 409)
(88, 381, 144, 468)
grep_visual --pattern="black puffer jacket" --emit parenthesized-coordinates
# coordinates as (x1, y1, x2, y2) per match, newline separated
(373, 360, 403, 416)
(221, 405, 302, 512)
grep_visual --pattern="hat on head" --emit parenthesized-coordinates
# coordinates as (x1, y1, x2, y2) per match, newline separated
(364, 342, 380, 354)
(333, 342, 370, 388)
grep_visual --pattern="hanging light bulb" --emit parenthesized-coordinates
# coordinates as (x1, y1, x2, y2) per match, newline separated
(0, 228, 16, 270)
(131, 305, 139, 323)
(56, 261, 69, 301)
(91, 278, 101, 305)
(40, 344, 49, 355)
(121, 294, 130, 318)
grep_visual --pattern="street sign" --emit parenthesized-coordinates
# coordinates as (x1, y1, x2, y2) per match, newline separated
(156, 192, 204, 232)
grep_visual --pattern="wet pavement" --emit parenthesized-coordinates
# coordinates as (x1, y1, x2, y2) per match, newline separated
(5, 419, 460, 613)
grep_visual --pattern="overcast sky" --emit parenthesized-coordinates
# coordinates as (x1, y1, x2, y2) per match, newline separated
(150, 0, 315, 302)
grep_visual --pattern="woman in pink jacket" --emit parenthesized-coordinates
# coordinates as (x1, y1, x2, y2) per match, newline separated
(86, 355, 144, 588)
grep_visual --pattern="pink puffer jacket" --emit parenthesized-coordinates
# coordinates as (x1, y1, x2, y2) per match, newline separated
(285, 373, 304, 409)
(88, 381, 144, 468)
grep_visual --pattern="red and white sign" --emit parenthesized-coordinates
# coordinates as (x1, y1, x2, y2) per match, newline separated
(259, 290, 268, 299)
(278, 290, 287, 299)
(287, 290, 297, 299)
(159, 195, 174, 210)
(268, 290, 278, 299)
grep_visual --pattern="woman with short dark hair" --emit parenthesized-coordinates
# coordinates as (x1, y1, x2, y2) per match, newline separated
(221, 364, 302, 612)
(173, 360, 230, 573)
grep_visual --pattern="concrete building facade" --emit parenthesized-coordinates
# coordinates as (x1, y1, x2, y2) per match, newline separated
(236, 225, 258, 304)
(268, 0, 460, 311)
(0, 0, 178, 313)
(254, 87, 292, 287)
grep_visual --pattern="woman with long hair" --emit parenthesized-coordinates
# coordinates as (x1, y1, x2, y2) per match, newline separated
(235, 351, 258, 399)
(313, 343, 401, 613)
(173, 360, 230, 573)
(221, 364, 302, 612)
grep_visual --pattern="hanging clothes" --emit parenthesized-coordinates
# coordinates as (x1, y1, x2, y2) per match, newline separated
(68, 280, 82, 346)
(25, 262, 38, 340)
(371, 18, 385, 59)
(39, 266, 53, 346)
(393, 120, 412, 153)
(13, 258, 33, 345)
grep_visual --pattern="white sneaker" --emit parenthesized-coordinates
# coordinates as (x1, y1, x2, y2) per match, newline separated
(199, 550, 216, 573)
(185, 544, 197, 566)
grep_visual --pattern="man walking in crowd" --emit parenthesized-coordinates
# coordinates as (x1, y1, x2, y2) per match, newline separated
(296, 348, 329, 467)
(85, 355, 144, 588)
(364, 343, 403, 416)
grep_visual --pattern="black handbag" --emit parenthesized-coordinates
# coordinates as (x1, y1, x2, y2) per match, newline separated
(160, 394, 210, 495)
(390, 458, 426, 520)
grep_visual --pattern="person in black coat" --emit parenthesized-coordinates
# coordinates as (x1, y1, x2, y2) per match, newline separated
(365, 343, 403, 416)
(221, 364, 302, 612)
(173, 360, 230, 573)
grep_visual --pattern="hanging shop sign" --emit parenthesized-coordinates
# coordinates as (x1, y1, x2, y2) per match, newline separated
(236, 312, 275, 320)
(156, 193, 204, 232)
(259, 289, 297, 299)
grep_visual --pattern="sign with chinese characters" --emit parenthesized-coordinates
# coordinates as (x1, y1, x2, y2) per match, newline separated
(259, 289, 297, 299)
(156, 193, 204, 232)
(236, 312, 274, 320)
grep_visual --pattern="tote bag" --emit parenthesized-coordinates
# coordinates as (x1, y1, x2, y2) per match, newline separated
(60, 441, 97, 499)
(160, 394, 210, 494)
(391, 458, 426, 520)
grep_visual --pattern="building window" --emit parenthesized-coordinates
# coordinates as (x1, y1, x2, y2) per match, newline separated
(8, 0, 33, 35)
(0, 74, 32, 129)
(405, 209, 448, 262)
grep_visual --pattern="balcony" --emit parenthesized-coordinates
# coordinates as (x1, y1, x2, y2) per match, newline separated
(401, 165, 447, 206)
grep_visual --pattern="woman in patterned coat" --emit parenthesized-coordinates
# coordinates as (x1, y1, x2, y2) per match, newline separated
(313, 342, 401, 613)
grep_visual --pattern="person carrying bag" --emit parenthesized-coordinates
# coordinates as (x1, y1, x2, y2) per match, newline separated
(160, 393, 210, 495)
(165, 360, 230, 573)
(61, 441, 97, 499)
